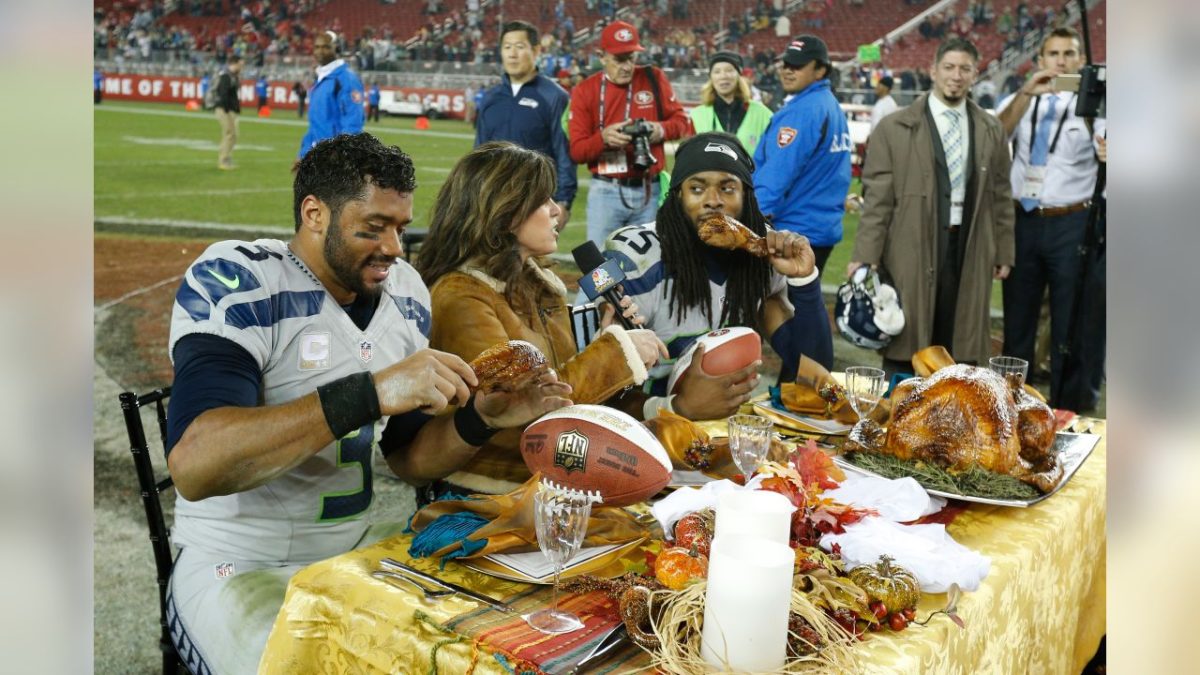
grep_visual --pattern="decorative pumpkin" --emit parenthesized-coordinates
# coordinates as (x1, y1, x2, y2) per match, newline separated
(655, 545, 709, 590)
(847, 555, 921, 612)
(672, 509, 715, 557)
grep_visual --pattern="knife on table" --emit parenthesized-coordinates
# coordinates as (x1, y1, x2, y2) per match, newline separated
(569, 625, 629, 674)
(379, 558, 515, 614)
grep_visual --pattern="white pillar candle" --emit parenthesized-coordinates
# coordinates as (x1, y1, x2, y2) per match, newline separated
(713, 489, 796, 546)
(700, 535, 795, 671)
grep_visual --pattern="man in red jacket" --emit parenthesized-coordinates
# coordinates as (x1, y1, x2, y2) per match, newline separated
(569, 20, 692, 250)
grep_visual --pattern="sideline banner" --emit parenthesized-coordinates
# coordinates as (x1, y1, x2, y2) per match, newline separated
(99, 73, 469, 119)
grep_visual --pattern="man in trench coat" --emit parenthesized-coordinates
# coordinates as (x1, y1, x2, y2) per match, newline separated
(849, 37, 1015, 375)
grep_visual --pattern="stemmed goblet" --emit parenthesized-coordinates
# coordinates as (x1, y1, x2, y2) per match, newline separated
(844, 366, 886, 422)
(728, 414, 774, 478)
(525, 481, 593, 635)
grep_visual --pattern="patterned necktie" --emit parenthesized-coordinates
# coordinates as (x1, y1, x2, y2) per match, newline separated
(941, 109, 965, 193)
(1020, 93, 1059, 211)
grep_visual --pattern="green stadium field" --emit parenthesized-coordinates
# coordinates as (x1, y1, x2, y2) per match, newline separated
(93, 100, 865, 288)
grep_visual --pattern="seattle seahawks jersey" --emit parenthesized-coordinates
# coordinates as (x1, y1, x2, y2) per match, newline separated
(603, 224, 788, 394)
(168, 238, 432, 564)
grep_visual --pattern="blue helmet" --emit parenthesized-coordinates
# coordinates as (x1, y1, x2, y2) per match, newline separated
(834, 266, 905, 350)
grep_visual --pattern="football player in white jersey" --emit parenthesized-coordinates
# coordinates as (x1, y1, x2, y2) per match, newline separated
(163, 133, 572, 674)
(604, 131, 833, 421)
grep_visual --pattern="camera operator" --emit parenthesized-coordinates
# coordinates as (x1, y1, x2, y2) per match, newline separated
(568, 20, 693, 249)
(995, 26, 1106, 406)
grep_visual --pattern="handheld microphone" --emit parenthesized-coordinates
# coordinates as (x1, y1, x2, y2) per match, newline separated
(572, 241, 636, 329)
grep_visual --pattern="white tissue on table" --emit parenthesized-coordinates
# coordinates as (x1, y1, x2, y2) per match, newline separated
(651, 474, 766, 536)
(824, 474, 946, 522)
(819, 516, 990, 592)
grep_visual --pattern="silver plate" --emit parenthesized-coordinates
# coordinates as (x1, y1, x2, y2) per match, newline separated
(833, 432, 1102, 508)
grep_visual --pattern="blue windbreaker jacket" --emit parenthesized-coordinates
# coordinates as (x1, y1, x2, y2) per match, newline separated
(752, 79, 852, 247)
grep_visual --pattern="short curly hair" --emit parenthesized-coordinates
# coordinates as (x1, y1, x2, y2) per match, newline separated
(292, 133, 417, 231)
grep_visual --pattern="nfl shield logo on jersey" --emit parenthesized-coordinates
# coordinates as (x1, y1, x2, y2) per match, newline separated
(358, 340, 374, 363)
(214, 562, 235, 579)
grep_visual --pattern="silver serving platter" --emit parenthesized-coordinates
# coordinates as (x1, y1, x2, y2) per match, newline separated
(833, 432, 1102, 507)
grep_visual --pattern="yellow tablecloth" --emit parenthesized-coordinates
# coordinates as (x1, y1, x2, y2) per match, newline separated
(261, 423, 1106, 674)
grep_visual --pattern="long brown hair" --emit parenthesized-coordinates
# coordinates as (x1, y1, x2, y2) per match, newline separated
(416, 141, 558, 313)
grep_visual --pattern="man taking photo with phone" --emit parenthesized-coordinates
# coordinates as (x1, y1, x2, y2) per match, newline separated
(996, 27, 1106, 404)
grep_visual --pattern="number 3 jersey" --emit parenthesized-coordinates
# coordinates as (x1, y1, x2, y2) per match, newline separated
(168, 239, 432, 564)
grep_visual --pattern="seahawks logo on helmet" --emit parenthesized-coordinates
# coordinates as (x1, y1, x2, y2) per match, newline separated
(834, 266, 905, 350)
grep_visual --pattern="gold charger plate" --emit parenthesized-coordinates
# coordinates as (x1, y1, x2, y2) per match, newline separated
(459, 536, 648, 585)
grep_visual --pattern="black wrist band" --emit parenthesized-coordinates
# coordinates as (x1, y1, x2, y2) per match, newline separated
(317, 371, 381, 439)
(454, 394, 499, 447)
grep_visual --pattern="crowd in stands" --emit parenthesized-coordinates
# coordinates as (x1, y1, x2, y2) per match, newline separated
(101, 0, 1095, 107)
(95, 0, 328, 66)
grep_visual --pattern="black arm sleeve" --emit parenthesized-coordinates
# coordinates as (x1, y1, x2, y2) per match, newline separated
(166, 333, 262, 455)
(769, 280, 835, 382)
(379, 410, 434, 458)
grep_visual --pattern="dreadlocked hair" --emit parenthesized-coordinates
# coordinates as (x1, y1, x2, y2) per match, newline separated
(415, 142, 559, 316)
(656, 187, 773, 331)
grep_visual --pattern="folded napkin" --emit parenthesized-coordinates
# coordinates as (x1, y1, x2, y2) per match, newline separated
(823, 474, 946, 522)
(644, 408, 729, 471)
(779, 356, 892, 424)
(819, 516, 991, 592)
(650, 474, 766, 536)
(409, 473, 649, 562)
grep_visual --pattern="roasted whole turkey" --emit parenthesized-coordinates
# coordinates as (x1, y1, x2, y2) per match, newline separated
(845, 364, 1063, 493)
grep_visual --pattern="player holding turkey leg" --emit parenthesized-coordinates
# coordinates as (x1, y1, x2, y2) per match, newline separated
(416, 141, 669, 497)
(163, 133, 572, 675)
(604, 131, 833, 422)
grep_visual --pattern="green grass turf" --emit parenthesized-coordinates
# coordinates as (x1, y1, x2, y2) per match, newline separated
(95, 101, 588, 253)
(95, 101, 999, 307)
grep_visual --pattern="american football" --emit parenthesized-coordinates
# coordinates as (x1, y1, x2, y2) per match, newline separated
(519, 404, 672, 507)
(668, 327, 763, 393)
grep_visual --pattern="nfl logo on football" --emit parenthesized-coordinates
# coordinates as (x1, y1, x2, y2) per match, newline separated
(553, 429, 589, 473)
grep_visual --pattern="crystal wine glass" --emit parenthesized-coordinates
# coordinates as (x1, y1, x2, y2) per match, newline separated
(844, 366, 886, 422)
(727, 414, 773, 477)
(988, 356, 1029, 389)
(526, 482, 593, 635)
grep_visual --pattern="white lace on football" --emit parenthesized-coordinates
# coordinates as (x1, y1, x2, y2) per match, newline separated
(540, 479, 604, 505)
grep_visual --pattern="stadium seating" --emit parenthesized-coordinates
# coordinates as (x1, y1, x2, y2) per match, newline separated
(882, 0, 1106, 70)
(118, 387, 183, 675)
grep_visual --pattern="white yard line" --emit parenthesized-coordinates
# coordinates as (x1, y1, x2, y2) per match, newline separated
(95, 273, 184, 314)
(95, 187, 294, 200)
(96, 215, 287, 234)
(96, 105, 476, 140)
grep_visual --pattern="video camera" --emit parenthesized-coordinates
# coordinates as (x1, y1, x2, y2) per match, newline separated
(619, 118, 656, 171)
(1075, 63, 1105, 118)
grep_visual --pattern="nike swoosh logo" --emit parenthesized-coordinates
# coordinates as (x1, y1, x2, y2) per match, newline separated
(206, 268, 240, 289)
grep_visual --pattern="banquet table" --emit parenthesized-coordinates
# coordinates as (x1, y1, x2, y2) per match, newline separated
(260, 422, 1106, 674)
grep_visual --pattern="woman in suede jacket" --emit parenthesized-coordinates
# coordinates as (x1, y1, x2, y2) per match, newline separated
(416, 142, 667, 495)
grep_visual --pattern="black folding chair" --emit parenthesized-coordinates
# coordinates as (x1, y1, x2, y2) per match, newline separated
(570, 302, 601, 352)
(119, 387, 184, 675)
(402, 228, 428, 262)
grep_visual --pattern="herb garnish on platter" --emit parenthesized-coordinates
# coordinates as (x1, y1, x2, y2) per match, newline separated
(844, 451, 1041, 501)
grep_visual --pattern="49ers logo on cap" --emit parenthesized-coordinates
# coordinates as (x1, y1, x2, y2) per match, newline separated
(635, 90, 654, 105)
(777, 127, 798, 147)
(615, 28, 635, 42)
(789, 40, 806, 51)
